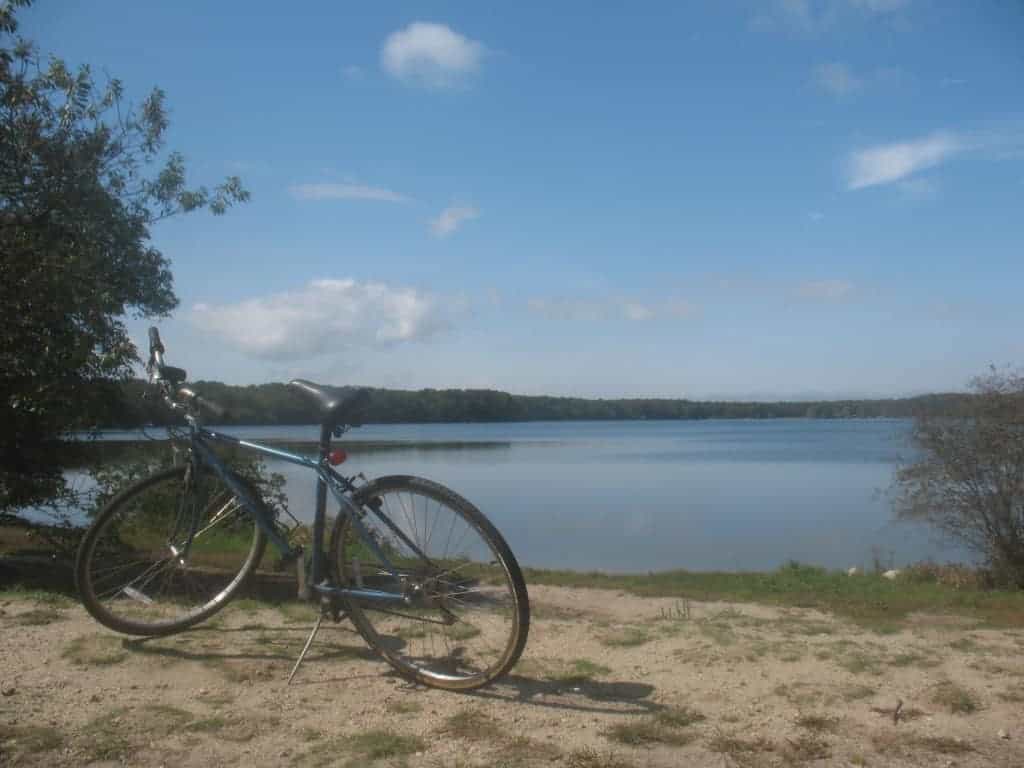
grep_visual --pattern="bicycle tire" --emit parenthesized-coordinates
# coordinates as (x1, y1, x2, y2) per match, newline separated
(75, 465, 267, 636)
(331, 475, 530, 690)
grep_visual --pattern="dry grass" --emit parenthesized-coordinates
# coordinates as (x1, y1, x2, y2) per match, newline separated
(598, 626, 651, 648)
(872, 731, 975, 757)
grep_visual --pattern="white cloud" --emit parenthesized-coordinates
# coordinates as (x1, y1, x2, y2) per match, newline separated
(287, 182, 408, 203)
(381, 22, 484, 88)
(814, 62, 863, 96)
(527, 297, 698, 322)
(430, 205, 479, 237)
(192, 279, 448, 360)
(795, 279, 855, 301)
(847, 132, 961, 190)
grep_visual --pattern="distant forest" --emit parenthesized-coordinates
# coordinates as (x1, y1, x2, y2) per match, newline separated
(97, 379, 969, 428)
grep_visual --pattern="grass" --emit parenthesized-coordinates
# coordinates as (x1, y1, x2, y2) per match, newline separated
(0, 723, 63, 762)
(706, 734, 776, 763)
(548, 658, 613, 684)
(521, 561, 1024, 629)
(603, 706, 704, 747)
(10, 605, 65, 625)
(0, 583, 74, 607)
(794, 714, 839, 733)
(565, 747, 637, 768)
(385, 698, 423, 714)
(872, 732, 974, 757)
(784, 734, 831, 762)
(599, 627, 651, 647)
(347, 729, 425, 761)
(930, 680, 980, 714)
(62, 635, 127, 666)
(439, 709, 502, 742)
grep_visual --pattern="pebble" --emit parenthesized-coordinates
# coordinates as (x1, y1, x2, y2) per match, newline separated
(998, 729, 1010, 740)
(1, 685, 15, 697)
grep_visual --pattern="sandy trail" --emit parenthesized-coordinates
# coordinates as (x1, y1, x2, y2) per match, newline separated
(2, 584, 1023, 767)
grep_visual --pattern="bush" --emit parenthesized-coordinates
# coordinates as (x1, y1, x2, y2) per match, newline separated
(895, 368, 1024, 588)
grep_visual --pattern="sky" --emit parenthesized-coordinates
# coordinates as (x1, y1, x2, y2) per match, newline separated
(21, 1, 1024, 399)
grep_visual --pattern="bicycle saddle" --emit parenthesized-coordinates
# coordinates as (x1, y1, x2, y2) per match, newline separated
(289, 380, 372, 427)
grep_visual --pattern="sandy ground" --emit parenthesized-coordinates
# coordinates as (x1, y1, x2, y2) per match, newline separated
(2, 585, 1023, 767)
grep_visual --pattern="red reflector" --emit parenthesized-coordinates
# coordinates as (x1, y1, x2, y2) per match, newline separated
(328, 448, 347, 466)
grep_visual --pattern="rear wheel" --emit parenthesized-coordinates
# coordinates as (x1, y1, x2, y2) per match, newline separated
(331, 475, 529, 690)
(76, 464, 267, 636)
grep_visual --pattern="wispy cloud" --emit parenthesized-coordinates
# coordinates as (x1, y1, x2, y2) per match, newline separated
(756, 0, 910, 34)
(430, 205, 479, 237)
(192, 279, 449, 360)
(381, 22, 484, 89)
(795, 279, 856, 301)
(287, 182, 409, 203)
(527, 297, 698, 322)
(847, 132, 961, 190)
(814, 62, 862, 96)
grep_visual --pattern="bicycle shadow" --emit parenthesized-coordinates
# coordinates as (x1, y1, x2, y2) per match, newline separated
(121, 624, 376, 665)
(460, 673, 661, 716)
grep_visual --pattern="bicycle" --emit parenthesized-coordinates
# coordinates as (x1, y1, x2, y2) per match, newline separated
(74, 328, 530, 690)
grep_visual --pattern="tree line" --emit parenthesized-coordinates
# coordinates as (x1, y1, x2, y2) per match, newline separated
(102, 378, 970, 427)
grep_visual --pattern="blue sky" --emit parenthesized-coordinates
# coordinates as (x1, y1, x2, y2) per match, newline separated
(23, 1, 1024, 398)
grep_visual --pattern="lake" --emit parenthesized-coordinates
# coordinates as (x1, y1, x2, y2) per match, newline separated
(97, 419, 960, 573)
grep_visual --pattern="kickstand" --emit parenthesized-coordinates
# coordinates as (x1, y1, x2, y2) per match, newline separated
(287, 613, 323, 685)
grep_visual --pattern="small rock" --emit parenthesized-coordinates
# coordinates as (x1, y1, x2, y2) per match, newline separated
(1, 685, 15, 696)
(998, 729, 1010, 740)
(882, 569, 901, 581)
(89, 693, 101, 703)
(847, 567, 860, 576)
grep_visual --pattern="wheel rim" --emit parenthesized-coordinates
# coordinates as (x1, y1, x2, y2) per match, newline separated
(337, 483, 522, 686)
(81, 467, 262, 632)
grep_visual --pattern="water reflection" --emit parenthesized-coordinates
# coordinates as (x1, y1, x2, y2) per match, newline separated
(256, 419, 960, 572)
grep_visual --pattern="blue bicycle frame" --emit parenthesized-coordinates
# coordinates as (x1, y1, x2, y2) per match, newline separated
(188, 424, 423, 608)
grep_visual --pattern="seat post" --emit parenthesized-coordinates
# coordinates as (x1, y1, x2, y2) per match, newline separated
(310, 422, 332, 584)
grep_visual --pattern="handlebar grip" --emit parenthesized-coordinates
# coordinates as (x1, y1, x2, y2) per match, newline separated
(148, 327, 165, 355)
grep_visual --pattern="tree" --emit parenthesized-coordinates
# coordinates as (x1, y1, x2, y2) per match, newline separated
(894, 368, 1024, 587)
(0, 0, 248, 515)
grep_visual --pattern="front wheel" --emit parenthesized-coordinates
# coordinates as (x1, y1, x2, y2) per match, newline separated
(75, 464, 267, 636)
(331, 476, 529, 690)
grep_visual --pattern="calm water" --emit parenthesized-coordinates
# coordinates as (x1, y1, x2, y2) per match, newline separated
(96, 419, 961, 573)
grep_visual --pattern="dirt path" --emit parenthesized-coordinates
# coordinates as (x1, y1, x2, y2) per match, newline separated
(2, 585, 1023, 767)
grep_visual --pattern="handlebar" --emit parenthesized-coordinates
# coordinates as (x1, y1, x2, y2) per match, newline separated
(146, 326, 228, 422)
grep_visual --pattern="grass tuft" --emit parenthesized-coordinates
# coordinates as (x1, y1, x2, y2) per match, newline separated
(62, 635, 127, 666)
(930, 680, 980, 714)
